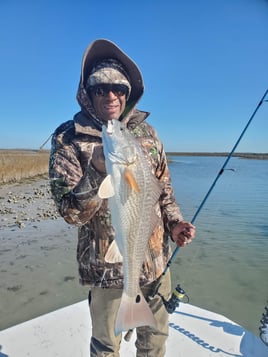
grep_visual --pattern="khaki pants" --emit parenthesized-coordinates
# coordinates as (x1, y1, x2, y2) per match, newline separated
(89, 270, 171, 357)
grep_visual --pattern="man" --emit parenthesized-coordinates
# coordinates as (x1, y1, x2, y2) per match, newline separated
(49, 39, 195, 357)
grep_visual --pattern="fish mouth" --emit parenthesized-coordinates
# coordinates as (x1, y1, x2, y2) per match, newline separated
(106, 119, 114, 135)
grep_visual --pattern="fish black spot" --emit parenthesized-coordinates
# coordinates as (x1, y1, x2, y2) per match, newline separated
(136, 294, 141, 303)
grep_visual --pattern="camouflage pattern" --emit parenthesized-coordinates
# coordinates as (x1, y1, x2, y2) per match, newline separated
(49, 42, 183, 288)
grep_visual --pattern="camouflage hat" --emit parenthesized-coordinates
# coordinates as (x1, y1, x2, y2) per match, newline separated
(86, 58, 131, 98)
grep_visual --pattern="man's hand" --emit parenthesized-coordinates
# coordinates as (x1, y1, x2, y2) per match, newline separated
(172, 221, 196, 247)
(91, 144, 106, 175)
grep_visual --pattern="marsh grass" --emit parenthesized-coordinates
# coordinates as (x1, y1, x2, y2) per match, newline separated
(0, 150, 50, 184)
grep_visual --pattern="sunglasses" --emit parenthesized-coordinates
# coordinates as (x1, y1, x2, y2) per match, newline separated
(88, 84, 129, 98)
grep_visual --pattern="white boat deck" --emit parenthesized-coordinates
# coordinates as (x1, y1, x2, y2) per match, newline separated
(0, 300, 267, 356)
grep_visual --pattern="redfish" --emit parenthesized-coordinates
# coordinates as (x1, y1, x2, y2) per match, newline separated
(98, 119, 162, 336)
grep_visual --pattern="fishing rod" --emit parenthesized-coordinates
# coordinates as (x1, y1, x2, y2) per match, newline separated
(158, 88, 268, 312)
(123, 90, 268, 341)
(39, 133, 53, 150)
(124, 90, 267, 342)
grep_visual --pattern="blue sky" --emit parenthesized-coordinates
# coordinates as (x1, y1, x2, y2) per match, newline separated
(1, 0, 268, 152)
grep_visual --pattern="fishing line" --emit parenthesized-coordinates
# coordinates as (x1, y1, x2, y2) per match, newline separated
(156, 88, 268, 312)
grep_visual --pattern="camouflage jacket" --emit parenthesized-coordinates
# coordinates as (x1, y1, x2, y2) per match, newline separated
(49, 109, 183, 288)
(49, 40, 183, 288)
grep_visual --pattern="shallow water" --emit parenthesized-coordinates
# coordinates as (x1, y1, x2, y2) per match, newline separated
(0, 180, 89, 330)
(0, 157, 267, 336)
(168, 156, 268, 335)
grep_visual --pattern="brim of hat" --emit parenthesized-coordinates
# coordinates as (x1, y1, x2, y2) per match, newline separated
(81, 39, 144, 105)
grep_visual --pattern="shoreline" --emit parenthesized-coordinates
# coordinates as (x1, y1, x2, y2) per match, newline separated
(167, 152, 268, 159)
(1, 148, 267, 160)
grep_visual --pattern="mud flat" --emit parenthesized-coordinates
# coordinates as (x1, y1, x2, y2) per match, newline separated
(0, 177, 88, 330)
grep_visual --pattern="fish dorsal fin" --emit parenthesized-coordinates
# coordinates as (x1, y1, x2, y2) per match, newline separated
(104, 240, 123, 263)
(124, 167, 140, 192)
(98, 175, 115, 199)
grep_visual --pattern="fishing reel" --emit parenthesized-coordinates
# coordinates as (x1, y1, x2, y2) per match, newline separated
(158, 284, 189, 314)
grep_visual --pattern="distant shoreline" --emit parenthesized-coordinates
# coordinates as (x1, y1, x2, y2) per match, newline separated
(0, 148, 267, 160)
(167, 152, 268, 160)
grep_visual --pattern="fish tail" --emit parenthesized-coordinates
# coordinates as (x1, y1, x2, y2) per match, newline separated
(114, 290, 157, 336)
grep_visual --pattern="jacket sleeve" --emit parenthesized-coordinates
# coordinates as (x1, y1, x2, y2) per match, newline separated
(49, 126, 103, 226)
(153, 129, 184, 234)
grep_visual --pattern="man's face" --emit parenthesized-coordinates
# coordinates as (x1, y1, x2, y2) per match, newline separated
(90, 84, 128, 122)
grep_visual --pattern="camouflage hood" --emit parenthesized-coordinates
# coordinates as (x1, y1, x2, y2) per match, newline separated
(76, 39, 145, 129)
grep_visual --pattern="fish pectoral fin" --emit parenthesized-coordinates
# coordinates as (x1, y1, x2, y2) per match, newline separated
(98, 175, 115, 199)
(124, 168, 140, 192)
(104, 240, 123, 263)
